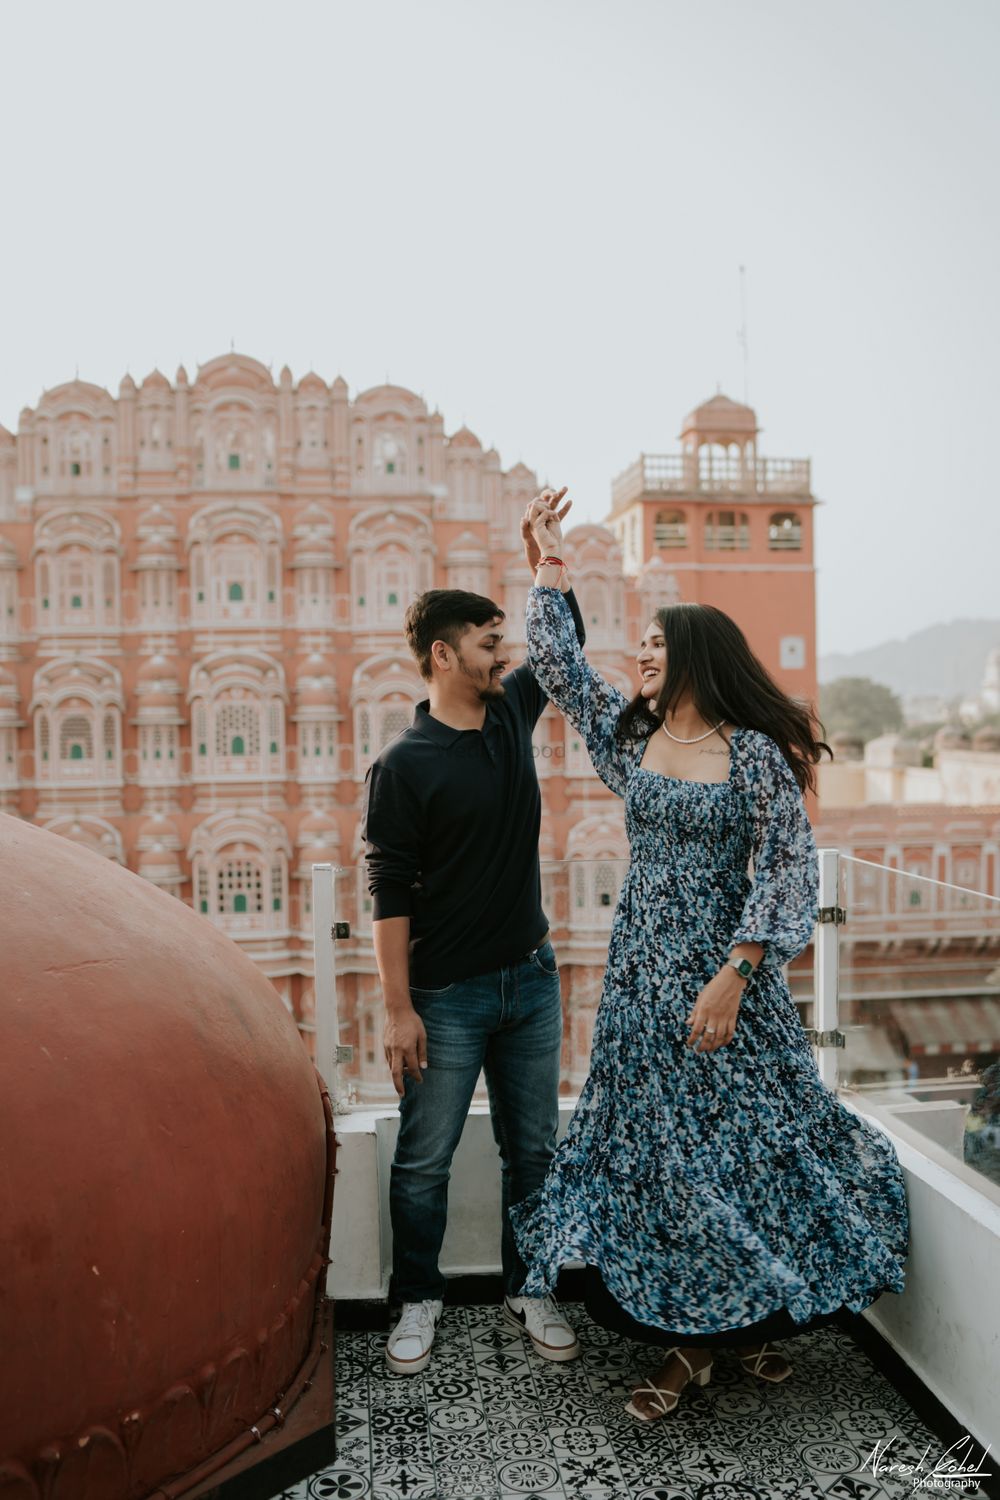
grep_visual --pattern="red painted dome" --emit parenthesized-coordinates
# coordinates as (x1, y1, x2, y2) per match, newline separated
(0, 813, 332, 1497)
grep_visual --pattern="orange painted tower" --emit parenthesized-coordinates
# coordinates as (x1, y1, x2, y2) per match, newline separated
(605, 393, 817, 708)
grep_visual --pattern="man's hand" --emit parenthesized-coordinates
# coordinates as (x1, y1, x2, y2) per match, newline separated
(523, 487, 570, 564)
(685, 968, 744, 1054)
(384, 1003, 428, 1096)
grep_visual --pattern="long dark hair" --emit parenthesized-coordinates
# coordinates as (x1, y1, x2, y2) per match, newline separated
(615, 603, 830, 794)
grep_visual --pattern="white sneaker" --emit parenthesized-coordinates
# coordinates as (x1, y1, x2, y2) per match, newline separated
(504, 1294, 581, 1361)
(385, 1299, 443, 1374)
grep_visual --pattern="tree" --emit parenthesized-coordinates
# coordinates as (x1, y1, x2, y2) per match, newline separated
(819, 677, 903, 742)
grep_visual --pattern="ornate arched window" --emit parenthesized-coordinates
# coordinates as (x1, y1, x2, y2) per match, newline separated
(188, 654, 286, 781)
(768, 511, 802, 550)
(188, 812, 290, 936)
(31, 659, 124, 788)
(654, 508, 687, 548)
(33, 509, 121, 630)
(351, 654, 422, 779)
(187, 503, 283, 626)
(348, 509, 433, 634)
(704, 510, 750, 551)
(566, 816, 628, 933)
(373, 430, 407, 481)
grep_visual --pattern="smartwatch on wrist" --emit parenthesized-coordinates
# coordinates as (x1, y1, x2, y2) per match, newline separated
(728, 956, 755, 981)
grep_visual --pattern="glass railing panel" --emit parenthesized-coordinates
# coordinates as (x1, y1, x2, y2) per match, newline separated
(837, 855, 1000, 1199)
(324, 857, 819, 1108)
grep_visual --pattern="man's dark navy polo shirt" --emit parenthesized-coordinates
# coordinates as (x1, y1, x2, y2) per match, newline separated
(361, 591, 586, 987)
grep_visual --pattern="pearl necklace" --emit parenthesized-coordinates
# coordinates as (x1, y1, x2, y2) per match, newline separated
(661, 719, 724, 745)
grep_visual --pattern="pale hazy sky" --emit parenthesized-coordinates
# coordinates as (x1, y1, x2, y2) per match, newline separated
(1, 0, 996, 656)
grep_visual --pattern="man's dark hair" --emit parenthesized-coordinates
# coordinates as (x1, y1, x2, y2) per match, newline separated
(404, 590, 505, 681)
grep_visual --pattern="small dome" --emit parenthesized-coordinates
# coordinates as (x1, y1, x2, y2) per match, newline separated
(296, 652, 334, 685)
(297, 811, 340, 863)
(680, 392, 758, 441)
(298, 371, 327, 394)
(972, 725, 1000, 753)
(448, 425, 482, 450)
(119, 373, 137, 395)
(138, 847, 183, 881)
(136, 812, 181, 845)
(141, 368, 171, 392)
(136, 654, 177, 687)
(175, 364, 189, 386)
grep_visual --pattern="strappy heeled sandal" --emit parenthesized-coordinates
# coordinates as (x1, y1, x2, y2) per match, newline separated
(625, 1347, 713, 1422)
(739, 1341, 792, 1383)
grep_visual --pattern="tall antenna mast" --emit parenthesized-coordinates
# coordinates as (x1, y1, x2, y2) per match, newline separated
(738, 264, 750, 404)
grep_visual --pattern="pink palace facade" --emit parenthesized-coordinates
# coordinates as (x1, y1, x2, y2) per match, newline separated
(0, 355, 825, 1099)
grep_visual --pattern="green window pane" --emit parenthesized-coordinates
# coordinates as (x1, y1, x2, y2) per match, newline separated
(267, 589, 275, 601)
(42, 597, 49, 608)
(269, 740, 278, 754)
(70, 743, 83, 760)
(154, 748, 161, 759)
(105, 748, 113, 760)
(71, 595, 82, 608)
(357, 595, 365, 606)
(386, 462, 395, 474)
(198, 742, 207, 755)
(272, 897, 282, 911)
(71, 462, 81, 476)
(228, 582, 243, 601)
(234, 893, 247, 913)
(387, 592, 398, 605)
(228, 453, 240, 470)
(199, 899, 208, 913)
(231, 735, 245, 754)
(196, 590, 204, 602)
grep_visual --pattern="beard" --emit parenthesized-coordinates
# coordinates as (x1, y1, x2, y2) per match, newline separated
(457, 652, 506, 701)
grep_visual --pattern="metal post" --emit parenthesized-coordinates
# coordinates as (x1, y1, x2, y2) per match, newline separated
(812, 847, 844, 1090)
(311, 862, 348, 1111)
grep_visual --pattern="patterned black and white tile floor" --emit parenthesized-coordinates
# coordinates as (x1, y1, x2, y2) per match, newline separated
(276, 1303, 984, 1500)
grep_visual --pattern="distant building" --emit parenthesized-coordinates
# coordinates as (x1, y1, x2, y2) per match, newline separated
(960, 647, 1000, 724)
(0, 363, 817, 1097)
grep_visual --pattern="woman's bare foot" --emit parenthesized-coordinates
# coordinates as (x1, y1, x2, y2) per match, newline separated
(627, 1347, 712, 1421)
(735, 1341, 792, 1381)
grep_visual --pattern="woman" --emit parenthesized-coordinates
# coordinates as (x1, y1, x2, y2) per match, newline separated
(510, 491, 909, 1423)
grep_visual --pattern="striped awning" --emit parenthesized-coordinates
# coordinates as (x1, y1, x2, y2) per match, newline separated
(841, 1026, 909, 1075)
(888, 998, 1000, 1057)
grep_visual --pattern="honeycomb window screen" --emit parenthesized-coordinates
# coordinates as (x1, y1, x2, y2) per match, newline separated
(216, 702, 261, 757)
(218, 859, 263, 915)
(60, 714, 93, 761)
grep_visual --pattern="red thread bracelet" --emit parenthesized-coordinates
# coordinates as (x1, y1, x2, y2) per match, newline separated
(538, 556, 566, 568)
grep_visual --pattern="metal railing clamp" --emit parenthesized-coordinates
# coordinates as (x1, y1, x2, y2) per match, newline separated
(804, 1028, 846, 1049)
(333, 922, 351, 939)
(817, 905, 847, 925)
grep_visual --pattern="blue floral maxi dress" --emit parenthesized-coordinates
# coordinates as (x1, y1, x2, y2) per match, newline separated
(510, 587, 909, 1346)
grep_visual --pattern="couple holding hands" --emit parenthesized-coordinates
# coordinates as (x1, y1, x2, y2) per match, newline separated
(361, 488, 908, 1422)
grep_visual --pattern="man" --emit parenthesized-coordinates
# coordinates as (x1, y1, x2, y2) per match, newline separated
(361, 502, 584, 1374)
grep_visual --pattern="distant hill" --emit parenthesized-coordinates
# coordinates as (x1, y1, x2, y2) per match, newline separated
(819, 619, 1000, 701)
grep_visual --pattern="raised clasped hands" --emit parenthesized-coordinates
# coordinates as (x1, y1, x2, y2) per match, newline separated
(521, 486, 572, 569)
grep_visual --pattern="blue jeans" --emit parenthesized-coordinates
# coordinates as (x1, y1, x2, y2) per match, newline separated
(390, 941, 563, 1304)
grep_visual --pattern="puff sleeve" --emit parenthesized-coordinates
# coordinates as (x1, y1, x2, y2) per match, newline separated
(730, 730, 819, 969)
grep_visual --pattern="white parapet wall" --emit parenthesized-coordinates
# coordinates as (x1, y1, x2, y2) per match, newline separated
(329, 1099, 1000, 1454)
(845, 1101, 1000, 1456)
(328, 1103, 574, 1301)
